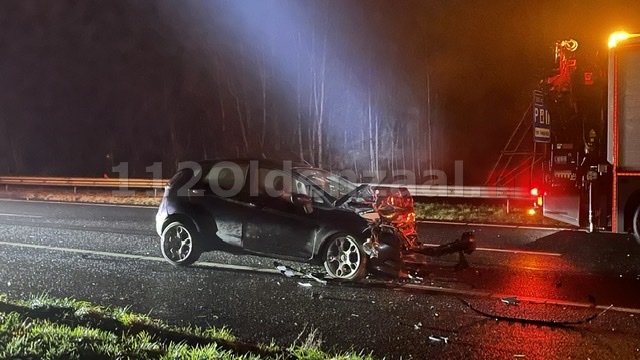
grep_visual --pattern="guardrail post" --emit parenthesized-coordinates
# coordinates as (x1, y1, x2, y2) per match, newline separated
(506, 198, 510, 214)
(74, 186, 77, 194)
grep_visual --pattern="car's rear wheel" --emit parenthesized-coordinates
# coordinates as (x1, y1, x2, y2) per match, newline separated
(161, 221, 201, 266)
(323, 234, 368, 281)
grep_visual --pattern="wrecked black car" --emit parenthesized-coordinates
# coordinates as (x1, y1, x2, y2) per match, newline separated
(155, 159, 475, 281)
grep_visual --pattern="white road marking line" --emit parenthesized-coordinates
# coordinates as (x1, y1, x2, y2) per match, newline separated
(0, 240, 638, 314)
(0, 241, 280, 274)
(474, 247, 562, 256)
(421, 243, 562, 257)
(0, 213, 42, 219)
(417, 220, 579, 232)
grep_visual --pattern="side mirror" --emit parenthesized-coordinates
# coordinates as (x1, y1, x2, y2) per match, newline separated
(291, 194, 314, 214)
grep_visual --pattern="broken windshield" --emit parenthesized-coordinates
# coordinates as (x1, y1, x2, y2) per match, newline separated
(295, 168, 358, 202)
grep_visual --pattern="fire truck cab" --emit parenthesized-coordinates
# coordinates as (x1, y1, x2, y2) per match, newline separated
(541, 32, 640, 244)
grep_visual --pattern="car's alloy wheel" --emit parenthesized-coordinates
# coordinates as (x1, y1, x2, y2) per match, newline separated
(323, 234, 367, 281)
(161, 221, 200, 266)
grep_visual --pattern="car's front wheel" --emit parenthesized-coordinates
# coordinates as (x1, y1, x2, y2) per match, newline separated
(323, 234, 368, 281)
(161, 221, 201, 266)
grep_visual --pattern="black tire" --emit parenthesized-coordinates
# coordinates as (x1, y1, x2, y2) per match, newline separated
(322, 234, 368, 281)
(633, 206, 640, 246)
(160, 221, 201, 266)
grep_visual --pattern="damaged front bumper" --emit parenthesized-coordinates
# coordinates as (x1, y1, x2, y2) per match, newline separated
(368, 230, 477, 278)
(358, 185, 476, 278)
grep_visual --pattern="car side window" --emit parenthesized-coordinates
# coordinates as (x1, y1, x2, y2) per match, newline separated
(200, 162, 248, 199)
(256, 168, 298, 198)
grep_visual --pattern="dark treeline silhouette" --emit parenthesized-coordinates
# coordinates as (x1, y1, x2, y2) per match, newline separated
(1, 0, 637, 183)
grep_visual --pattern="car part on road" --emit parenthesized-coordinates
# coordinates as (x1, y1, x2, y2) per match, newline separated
(365, 187, 477, 277)
(274, 261, 327, 285)
(428, 335, 449, 344)
(459, 298, 614, 327)
(501, 296, 521, 306)
(160, 221, 201, 266)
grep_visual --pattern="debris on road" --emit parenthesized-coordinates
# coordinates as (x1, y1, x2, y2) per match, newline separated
(407, 272, 424, 283)
(297, 282, 313, 288)
(276, 264, 296, 278)
(302, 273, 328, 285)
(459, 298, 614, 327)
(501, 296, 521, 306)
(274, 261, 327, 285)
(414, 322, 422, 330)
(428, 335, 449, 344)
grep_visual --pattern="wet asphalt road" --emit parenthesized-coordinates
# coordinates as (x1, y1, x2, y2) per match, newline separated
(0, 199, 640, 359)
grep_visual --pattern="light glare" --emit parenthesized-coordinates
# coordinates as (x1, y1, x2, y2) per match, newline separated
(609, 31, 630, 48)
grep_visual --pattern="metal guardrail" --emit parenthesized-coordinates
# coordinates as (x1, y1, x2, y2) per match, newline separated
(366, 184, 533, 214)
(0, 176, 168, 194)
(373, 184, 532, 199)
(0, 176, 532, 200)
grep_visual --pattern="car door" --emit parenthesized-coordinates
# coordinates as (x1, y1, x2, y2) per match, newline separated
(186, 161, 251, 248)
(241, 167, 319, 258)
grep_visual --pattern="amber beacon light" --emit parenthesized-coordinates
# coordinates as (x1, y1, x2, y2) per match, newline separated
(608, 31, 640, 48)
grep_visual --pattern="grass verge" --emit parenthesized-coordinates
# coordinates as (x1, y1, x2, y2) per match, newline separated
(0, 293, 373, 360)
(0, 187, 161, 206)
(414, 201, 569, 227)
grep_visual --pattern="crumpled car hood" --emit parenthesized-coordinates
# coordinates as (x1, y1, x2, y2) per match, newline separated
(345, 185, 416, 233)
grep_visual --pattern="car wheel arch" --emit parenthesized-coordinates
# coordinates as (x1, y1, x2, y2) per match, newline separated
(162, 213, 202, 235)
(316, 229, 367, 259)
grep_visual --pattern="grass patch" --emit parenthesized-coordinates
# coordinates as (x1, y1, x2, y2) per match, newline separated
(0, 187, 161, 206)
(0, 293, 375, 360)
(415, 201, 568, 227)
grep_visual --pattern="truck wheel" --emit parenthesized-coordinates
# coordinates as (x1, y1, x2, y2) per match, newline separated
(633, 206, 640, 246)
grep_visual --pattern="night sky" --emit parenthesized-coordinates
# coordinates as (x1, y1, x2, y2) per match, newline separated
(1, 0, 639, 183)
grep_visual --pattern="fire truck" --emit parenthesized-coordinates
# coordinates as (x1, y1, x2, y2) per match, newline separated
(539, 32, 640, 244)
